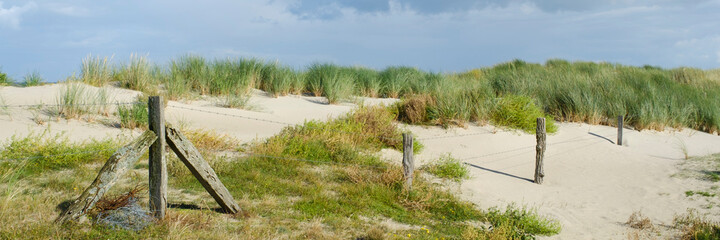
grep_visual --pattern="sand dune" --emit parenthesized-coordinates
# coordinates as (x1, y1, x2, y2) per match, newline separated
(2, 83, 719, 238)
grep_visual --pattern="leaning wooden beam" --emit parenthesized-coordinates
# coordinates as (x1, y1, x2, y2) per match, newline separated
(165, 125, 241, 214)
(55, 130, 157, 224)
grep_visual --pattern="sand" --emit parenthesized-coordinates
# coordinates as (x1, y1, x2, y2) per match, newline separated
(2, 83, 719, 239)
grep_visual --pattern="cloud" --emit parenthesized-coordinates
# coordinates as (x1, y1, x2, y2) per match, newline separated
(0, 1, 37, 29)
(49, 5, 91, 17)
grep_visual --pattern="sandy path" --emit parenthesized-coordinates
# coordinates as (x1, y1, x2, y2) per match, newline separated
(411, 123, 720, 239)
(2, 83, 719, 238)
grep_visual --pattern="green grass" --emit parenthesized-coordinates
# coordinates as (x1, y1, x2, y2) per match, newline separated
(0, 67, 11, 86)
(685, 191, 716, 198)
(423, 153, 469, 181)
(0, 106, 560, 239)
(305, 63, 355, 104)
(117, 102, 148, 129)
(21, 71, 44, 87)
(491, 95, 558, 134)
(114, 54, 157, 94)
(259, 62, 300, 97)
(0, 131, 120, 176)
(54, 82, 113, 119)
(80, 55, 113, 86)
(65, 55, 720, 133)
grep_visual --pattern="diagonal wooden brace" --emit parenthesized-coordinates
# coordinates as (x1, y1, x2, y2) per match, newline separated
(165, 125, 241, 214)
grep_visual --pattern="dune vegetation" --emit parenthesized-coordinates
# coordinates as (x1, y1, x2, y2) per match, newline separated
(68, 55, 720, 134)
(0, 106, 562, 239)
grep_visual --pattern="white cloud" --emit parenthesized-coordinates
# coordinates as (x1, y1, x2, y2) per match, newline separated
(0, 1, 37, 29)
(50, 5, 91, 17)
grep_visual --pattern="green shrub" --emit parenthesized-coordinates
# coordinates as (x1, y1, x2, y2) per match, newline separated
(423, 154, 469, 181)
(492, 95, 558, 134)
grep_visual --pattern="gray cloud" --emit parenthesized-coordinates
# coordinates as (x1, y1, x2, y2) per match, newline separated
(0, 1, 36, 29)
(0, 0, 718, 82)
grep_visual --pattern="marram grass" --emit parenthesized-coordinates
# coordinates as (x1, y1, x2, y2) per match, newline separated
(72, 55, 720, 133)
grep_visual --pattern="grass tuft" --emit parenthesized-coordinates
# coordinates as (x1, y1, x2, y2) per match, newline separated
(492, 95, 558, 134)
(483, 204, 562, 239)
(626, 211, 653, 230)
(117, 103, 148, 129)
(423, 153, 469, 181)
(80, 54, 113, 86)
(22, 71, 45, 87)
(674, 209, 720, 240)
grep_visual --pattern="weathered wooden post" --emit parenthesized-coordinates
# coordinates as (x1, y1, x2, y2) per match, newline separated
(535, 118, 546, 184)
(148, 96, 167, 219)
(55, 131, 157, 224)
(402, 132, 414, 191)
(617, 115, 623, 146)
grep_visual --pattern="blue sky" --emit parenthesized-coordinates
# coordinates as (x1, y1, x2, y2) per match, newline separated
(1, 0, 719, 82)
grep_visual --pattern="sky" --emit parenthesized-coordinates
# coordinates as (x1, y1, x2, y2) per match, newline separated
(1, 0, 719, 82)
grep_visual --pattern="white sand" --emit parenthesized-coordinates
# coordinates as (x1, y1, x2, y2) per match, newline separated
(2, 83, 719, 238)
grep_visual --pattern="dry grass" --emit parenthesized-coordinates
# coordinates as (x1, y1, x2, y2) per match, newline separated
(94, 185, 145, 213)
(397, 94, 434, 124)
(627, 211, 654, 230)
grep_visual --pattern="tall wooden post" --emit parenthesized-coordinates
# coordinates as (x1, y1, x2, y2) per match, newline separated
(402, 133, 414, 191)
(148, 96, 167, 219)
(535, 118, 546, 184)
(617, 115, 623, 146)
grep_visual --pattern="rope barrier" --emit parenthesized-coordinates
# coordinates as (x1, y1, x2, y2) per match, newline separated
(0, 101, 145, 108)
(0, 148, 117, 162)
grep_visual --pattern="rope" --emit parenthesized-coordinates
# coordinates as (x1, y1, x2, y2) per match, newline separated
(167, 105, 293, 126)
(241, 152, 389, 169)
(167, 104, 401, 142)
(417, 131, 494, 141)
(0, 101, 145, 108)
(188, 146, 389, 169)
(0, 148, 117, 162)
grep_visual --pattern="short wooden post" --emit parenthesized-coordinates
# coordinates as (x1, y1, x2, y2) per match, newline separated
(617, 115, 623, 146)
(535, 118, 546, 184)
(402, 133, 414, 191)
(148, 96, 167, 219)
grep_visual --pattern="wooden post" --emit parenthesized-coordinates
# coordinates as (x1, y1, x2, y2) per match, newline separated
(165, 125, 241, 214)
(535, 118, 546, 184)
(55, 131, 157, 224)
(148, 96, 167, 219)
(617, 115, 623, 146)
(402, 133, 414, 191)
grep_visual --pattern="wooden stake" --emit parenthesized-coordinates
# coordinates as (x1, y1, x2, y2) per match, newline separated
(148, 96, 167, 219)
(535, 118, 546, 184)
(402, 133, 414, 191)
(617, 115, 623, 146)
(55, 131, 157, 224)
(165, 125, 241, 214)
